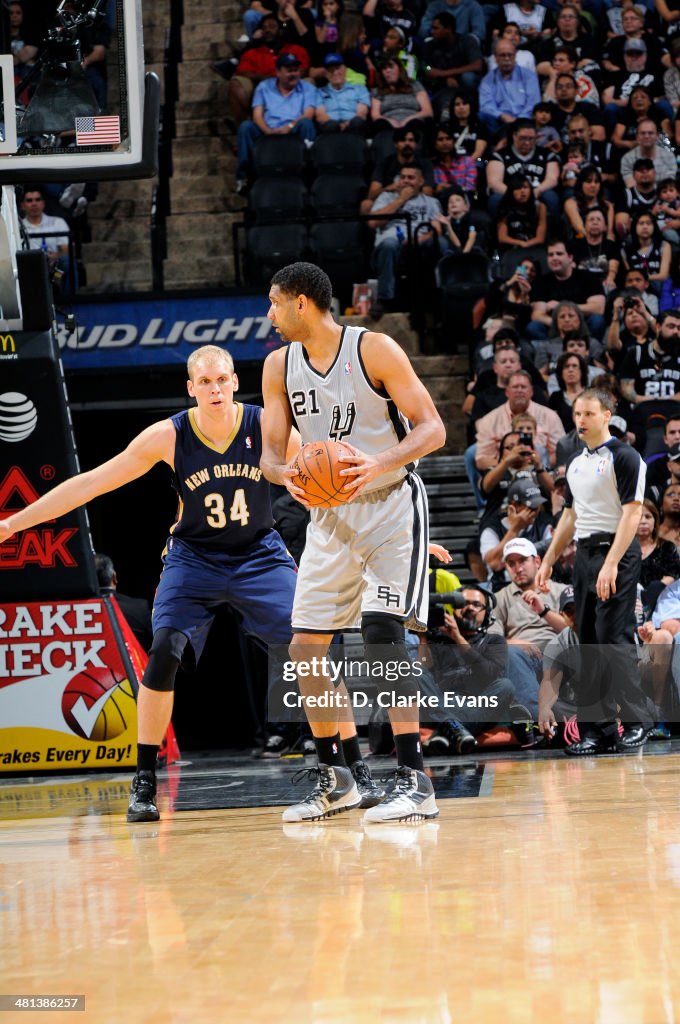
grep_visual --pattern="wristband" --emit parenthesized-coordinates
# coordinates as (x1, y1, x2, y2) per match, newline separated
(538, 604, 549, 618)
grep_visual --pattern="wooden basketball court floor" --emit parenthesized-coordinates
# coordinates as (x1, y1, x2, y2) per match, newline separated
(3, 744, 680, 1024)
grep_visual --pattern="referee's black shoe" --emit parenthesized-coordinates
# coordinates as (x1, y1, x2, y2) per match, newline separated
(617, 724, 653, 751)
(564, 732, 618, 757)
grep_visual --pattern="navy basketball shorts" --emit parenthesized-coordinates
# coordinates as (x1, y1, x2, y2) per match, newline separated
(151, 530, 297, 660)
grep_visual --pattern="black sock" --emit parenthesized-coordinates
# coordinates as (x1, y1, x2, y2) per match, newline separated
(314, 733, 346, 767)
(395, 732, 424, 773)
(342, 734, 362, 767)
(137, 743, 159, 773)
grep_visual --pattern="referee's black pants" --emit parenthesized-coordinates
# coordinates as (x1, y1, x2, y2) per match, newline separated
(572, 535, 654, 734)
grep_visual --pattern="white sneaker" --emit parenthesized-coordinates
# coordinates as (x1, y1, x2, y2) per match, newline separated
(362, 766, 438, 824)
(282, 764, 360, 822)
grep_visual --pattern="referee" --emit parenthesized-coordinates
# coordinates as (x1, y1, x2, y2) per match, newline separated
(536, 388, 655, 755)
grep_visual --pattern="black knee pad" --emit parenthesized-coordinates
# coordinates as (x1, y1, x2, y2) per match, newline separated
(142, 628, 189, 692)
(361, 613, 404, 647)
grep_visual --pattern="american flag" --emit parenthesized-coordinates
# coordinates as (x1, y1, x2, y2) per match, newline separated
(75, 116, 121, 146)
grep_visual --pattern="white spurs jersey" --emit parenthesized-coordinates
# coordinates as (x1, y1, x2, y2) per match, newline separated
(285, 325, 411, 493)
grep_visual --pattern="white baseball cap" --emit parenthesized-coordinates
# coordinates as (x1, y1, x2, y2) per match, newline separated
(503, 537, 538, 559)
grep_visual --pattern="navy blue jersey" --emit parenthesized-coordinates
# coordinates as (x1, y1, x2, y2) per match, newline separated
(168, 403, 274, 552)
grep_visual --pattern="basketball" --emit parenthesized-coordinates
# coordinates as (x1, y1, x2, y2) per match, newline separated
(62, 667, 136, 742)
(289, 440, 356, 508)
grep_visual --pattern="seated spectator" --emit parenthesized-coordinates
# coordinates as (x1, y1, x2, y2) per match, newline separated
(489, 0, 552, 54)
(536, 3, 599, 74)
(619, 310, 680, 441)
(658, 483, 680, 547)
(488, 22, 538, 74)
(337, 12, 375, 83)
(602, 38, 670, 130)
(528, 237, 606, 341)
(615, 265, 659, 317)
(368, 164, 441, 311)
(614, 157, 657, 237)
(486, 118, 561, 221)
(478, 41, 542, 138)
(432, 188, 477, 254)
(548, 351, 590, 429)
(421, 12, 483, 122)
(475, 369, 566, 469)
(226, 16, 310, 126)
(532, 100, 562, 152)
(560, 140, 588, 190)
(562, 165, 615, 239)
(564, 114, 615, 184)
(496, 173, 548, 251)
(544, 331, 603, 391)
(465, 339, 542, 423)
(480, 477, 555, 587)
(373, 26, 419, 80)
(652, 177, 680, 250)
(645, 419, 680, 503)
(541, 46, 599, 109)
(360, 125, 435, 215)
(95, 553, 153, 651)
(489, 537, 568, 716)
(620, 119, 677, 188)
(369, 57, 434, 137)
(315, 53, 370, 133)
(419, 0, 486, 41)
(543, 70, 604, 141)
(479, 428, 555, 522)
(235, 53, 316, 190)
(637, 498, 680, 587)
(362, 0, 418, 53)
(570, 207, 619, 292)
(621, 209, 672, 292)
(532, 297, 598, 372)
(485, 256, 541, 332)
(20, 187, 74, 297)
(601, 5, 668, 75)
(611, 85, 672, 156)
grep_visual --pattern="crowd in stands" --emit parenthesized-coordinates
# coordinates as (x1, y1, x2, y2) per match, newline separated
(219, 0, 680, 752)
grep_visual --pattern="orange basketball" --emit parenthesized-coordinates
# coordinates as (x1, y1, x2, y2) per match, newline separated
(290, 440, 356, 508)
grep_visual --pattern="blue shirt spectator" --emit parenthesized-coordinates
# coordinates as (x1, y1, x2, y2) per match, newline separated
(251, 72, 318, 128)
(478, 42, 541, 135)
(315, 54, 370, 133)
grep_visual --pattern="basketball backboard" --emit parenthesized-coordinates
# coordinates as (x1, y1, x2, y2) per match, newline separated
(0, 0, 158, 183)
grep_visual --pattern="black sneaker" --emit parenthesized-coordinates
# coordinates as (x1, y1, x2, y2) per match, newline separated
(449, 723, 477, 755)
(350, 760, 387, 808)
(127, 771, 159, 822)
(422, 729, 450, 756)
(258, 734, 292, 759)
(282, 764, 360, 822)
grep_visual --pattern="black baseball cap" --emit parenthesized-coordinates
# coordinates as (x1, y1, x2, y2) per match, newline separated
(276, 52, 301, 68)
(507, 478, 546, 509)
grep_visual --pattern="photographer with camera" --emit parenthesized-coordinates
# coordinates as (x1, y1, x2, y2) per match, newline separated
(423, 586, 520, 755)
(606, 291, 657, 371)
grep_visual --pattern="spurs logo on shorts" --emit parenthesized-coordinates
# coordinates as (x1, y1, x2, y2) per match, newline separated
(377, 585, 402, 608)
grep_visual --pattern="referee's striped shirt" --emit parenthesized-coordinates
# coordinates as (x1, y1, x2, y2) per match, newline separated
(564, 438, 646, 540)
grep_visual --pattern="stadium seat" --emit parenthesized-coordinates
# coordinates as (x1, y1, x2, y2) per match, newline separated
(310, 134, 367, 175)
(252, 136, 306, 177)
(246, 224, 309, 283)
(309, 174, 365, 219)
(247, 177, 307, 224)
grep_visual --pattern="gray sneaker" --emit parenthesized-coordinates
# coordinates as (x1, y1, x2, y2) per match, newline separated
(282, 764, 360, 822)
(362, 766, 438, 824)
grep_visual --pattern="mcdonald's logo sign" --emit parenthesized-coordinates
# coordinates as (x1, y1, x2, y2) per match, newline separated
(0, 335, 15, 354)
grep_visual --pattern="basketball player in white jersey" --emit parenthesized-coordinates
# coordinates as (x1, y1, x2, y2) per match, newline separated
(261, 262, 446, 823)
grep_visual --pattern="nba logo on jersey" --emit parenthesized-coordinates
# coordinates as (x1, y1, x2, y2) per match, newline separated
(344, 360, 352, 376)
(597, 458, 607, 475)
(245, 436, 252, 448)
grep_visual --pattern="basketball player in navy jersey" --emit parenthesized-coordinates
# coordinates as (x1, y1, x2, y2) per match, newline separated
(261, 262, 446, 823)
(0, 345, 311, 822)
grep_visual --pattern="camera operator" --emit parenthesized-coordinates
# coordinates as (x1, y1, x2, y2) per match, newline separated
(423, 586, 519, 754)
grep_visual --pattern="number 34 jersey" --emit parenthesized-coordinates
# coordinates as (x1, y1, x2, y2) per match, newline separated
(285, 324, 410, 494)
(168, 404, 274, 552)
